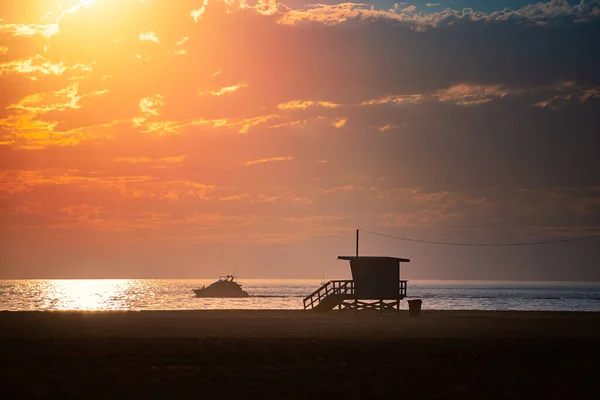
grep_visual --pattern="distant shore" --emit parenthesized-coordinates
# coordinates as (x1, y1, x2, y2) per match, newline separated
(2, 310, 599, 398)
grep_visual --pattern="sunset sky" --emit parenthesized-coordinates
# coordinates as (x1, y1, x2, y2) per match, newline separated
(1, 0, 599, 280)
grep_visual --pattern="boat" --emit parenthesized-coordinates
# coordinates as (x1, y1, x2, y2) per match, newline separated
(192, 275, 250, 298)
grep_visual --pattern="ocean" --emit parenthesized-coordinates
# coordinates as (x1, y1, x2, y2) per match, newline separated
(1, 279, 599, 312)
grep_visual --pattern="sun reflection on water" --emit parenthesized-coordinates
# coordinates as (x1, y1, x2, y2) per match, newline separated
(0, 279, 313, 311)
(39, 280, 143, 311)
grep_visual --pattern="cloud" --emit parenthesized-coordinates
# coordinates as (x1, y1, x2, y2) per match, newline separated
(0, 0, 96, 38)
(60, 204, 104, 217)
(0, 54, 67, 76)
(139, 31, 160, 43)
(435, 84, 513, 105)
(203, 83, 250, 96)
(379, 124, 398, 132)
(132, 95, 165, 128)
(359, 81, 600, 108)
(533, 82, 600, 110)
(361, 94, 425, 106)
(245, 156, 294, 165)
(0, 169, 215, 201)
(8, 83, 107, 114)
(277, 100, 341, 110)
(0, 23, 57, 38)
(191, 0, 210, 22)
(332, 117, 347, 128)
(174, 36, 189, 55)
(325, 184, 363, 193)
(138, 95, 164, 116)
(219, 193, 251, 201)
(224, 114, 280, 134)
(10, 84, 81, 113)
(10, 201, 44, 215)
(277, 1, 600, 29)
(114, 155, 186, 164)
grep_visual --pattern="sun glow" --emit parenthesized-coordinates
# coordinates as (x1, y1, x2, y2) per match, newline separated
(43, 0, 98, 37)
(40, 280, 136, 310)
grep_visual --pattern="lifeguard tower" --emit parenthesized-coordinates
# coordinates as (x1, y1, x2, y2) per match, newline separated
(303, 255, 410, 313)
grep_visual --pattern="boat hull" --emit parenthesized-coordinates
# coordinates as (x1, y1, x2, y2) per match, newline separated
(193, 289, 249, 298)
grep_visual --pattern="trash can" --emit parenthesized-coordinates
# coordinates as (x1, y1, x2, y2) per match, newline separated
(407, 299, 422, 316)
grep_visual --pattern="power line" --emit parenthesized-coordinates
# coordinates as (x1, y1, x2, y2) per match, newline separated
(362, 230, 600, 247)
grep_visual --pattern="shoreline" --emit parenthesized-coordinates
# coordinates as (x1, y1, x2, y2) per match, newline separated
(2, 309, 599, 339)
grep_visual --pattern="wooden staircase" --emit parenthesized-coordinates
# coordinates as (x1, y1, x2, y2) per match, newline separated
(303, 280, 408, 312)
(303, 280, 354, 311)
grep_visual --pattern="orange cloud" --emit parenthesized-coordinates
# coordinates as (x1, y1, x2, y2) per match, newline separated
(8, 83, 108, 114)
(219, 193, 251, 201)
(114, 155, 186, 164)
(277, 100, 341, 110)
(332, 118, 347, 128)
(245, 156, 294, 165)
(0, 23, 57, 37)
(361, 94, 424, 106)
(360, 84, 512, 107)
(0, 54, 67, 76)
(0, 115, 59, 149)
(0, 0, 96, 38)
(0, 170, 215, 201)
(435, 84, 512, 105)
(190, 0, 209, 22)
(10, 202, 44, 215)
(139, 31, 160, 43)
(325, 184, 362, 193)
(221, 114, 280, 134)
(46, 208, 173, 232)
(139, 95, 164, 116)
(174, 36, 189, 55)
(132, 95, 166, 129)
(61, 204, 104, 217)
(379, 124, 398, 132)
(203, 83, 250, 96)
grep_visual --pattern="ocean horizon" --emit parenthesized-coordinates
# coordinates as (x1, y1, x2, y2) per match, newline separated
(1, 279, 599, 312)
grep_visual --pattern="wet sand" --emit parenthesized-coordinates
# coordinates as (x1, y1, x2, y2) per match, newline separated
(2, 310, 600, 398)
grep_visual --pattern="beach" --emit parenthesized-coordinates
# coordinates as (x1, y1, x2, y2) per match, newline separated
(2, 310, 600, 398)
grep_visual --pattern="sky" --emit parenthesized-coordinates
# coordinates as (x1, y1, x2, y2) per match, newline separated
(1, 0, 599, 280)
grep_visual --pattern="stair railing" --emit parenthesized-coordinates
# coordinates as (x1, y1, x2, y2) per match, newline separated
(304, 280, 409, 310)
(303, 280, 354, 310)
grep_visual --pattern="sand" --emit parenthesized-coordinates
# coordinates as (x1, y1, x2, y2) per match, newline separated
(2, 310, 600, 399)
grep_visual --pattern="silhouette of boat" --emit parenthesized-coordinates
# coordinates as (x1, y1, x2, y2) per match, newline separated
(193, 275, 249, 298)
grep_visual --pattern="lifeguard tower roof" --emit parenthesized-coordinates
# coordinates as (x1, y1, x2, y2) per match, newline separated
(338, 256, 410, 263)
